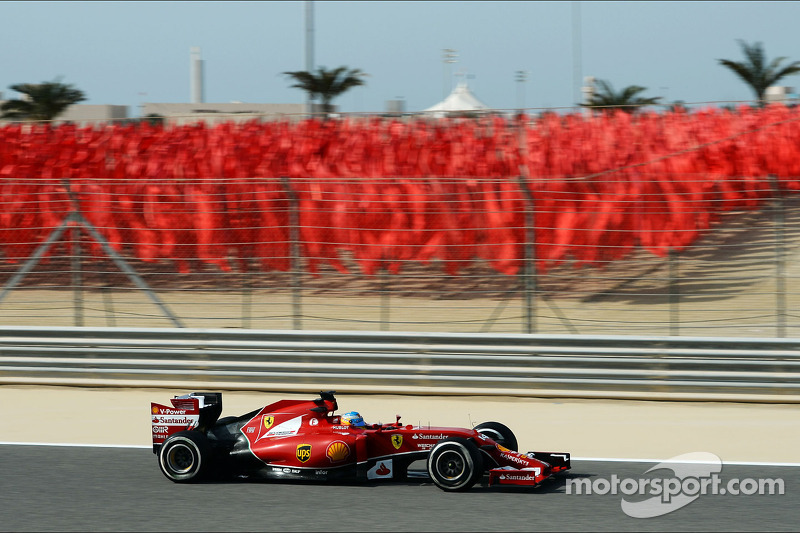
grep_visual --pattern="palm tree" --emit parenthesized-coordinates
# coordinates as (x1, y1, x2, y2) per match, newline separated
(283, 66, 367, 115)
(668, 100, 690, 113)
(1, 79, 86, 121)
(580, 79, 662, 114)
(718, 40, 800, 107)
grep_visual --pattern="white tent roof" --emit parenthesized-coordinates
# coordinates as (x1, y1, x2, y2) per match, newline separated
(423, 82, 490, 114)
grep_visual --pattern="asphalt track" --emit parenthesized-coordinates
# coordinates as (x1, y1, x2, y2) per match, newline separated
(0, 444, 797, 532)
(1, 386, 798, 531)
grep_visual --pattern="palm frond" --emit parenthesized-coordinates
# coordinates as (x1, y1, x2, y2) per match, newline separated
(1, 80, 85, 121)
(718, 40, 800, 105)
(580, 79, 661, 113)
(283, 66, 367, 114)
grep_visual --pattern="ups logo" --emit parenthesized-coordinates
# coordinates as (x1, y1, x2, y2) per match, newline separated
(296, 444, 312, 463)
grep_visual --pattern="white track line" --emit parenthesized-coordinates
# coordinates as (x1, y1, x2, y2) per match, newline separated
(2, 441, 799, 467)
(572, 456, 800, 467)
(0, 441, 151, 449)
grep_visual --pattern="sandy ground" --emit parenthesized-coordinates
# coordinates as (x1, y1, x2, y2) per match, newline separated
(2, 385, 798, 463)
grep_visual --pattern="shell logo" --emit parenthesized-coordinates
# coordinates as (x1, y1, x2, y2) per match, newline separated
(151, 406, 159, 415)
(326, 441, 350, 463)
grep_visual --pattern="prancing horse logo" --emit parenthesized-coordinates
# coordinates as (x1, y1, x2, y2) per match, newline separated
(391, 435, 403, 449)
(263, 415, 274, 430)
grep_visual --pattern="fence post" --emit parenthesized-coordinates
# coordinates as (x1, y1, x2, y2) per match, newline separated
(242, 270, 252, 329)
(63, 179, 84, 328)
(71, 223, 84, 328)
(516, 175, 537, 334)
(281, 176, 302, 330)
(380, 268, 390, 331)
(769, 174, 786, 337)
(668, 249, 679, 336)
(515, 113, 537, 334)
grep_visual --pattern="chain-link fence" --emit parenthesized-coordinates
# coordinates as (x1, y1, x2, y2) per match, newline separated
(1, 107, 799, 336)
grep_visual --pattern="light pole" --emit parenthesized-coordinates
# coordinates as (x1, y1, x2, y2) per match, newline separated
(515, 70, 529, 111)
(572, 1, 582, 107)
(305, 1, 315, 115)
(443, 48, 457, 98)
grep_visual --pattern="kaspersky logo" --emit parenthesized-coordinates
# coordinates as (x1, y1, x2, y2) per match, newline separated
(296, 444, 312, 463)
(391, 435, 403, 449)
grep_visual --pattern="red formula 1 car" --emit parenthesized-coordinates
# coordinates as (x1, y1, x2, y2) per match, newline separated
(151, 391, 570, 491)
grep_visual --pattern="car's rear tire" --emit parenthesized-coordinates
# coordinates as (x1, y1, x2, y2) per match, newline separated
(158, 430, 211, 483)
(473, 421, 518, 451)
(427, 437, 483, 491)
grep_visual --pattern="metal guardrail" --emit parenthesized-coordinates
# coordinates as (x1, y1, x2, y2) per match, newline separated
(0, 326, 799, 403)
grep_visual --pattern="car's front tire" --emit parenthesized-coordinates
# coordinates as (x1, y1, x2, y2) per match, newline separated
(426, 437, 483, 491)
(158, 430, 211, 483)
(473, 421, 518, 451)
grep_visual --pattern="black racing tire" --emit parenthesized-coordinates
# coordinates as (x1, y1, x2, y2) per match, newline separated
(158, 430, 211, 483)
(426, 437, 484, 492)
(473, 421, 518, 451)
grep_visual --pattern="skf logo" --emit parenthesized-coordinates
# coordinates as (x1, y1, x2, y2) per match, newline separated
(263, 415, 275, 430)
(326, 441, 350, 462)
(296, 444, 312, 463)
(391, 435, 403, 449)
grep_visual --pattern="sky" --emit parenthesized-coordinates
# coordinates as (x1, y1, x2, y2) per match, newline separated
(3, 1, 800, 116)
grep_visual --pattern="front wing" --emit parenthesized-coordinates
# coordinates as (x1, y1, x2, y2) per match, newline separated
(488, 451, 571, 487)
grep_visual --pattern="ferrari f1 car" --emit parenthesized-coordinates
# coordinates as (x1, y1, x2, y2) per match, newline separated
(151, 391, 570, 491)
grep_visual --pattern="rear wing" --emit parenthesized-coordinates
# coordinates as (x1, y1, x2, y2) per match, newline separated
(150, 392, 223, 453)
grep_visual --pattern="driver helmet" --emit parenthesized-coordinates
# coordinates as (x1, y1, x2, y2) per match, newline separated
(341, 411, 366, 427)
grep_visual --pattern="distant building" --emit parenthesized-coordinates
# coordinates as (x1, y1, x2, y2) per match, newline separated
(0, 103, 129, 126)
(385, 99, 407, 115)
(765, 86, 799, 105)
(141, 102, 318, 126)
(58, 104, 129, 125)
(0, 100, 324, 127)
